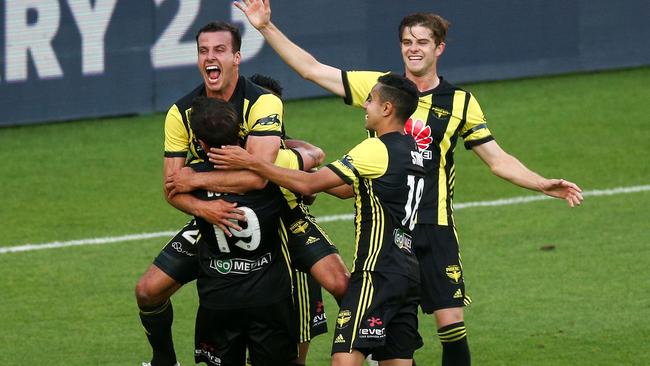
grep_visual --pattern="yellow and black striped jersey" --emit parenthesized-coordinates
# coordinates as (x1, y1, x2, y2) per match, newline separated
(342, 71, 493, 226)
(327, 132, 425, 279)
(190, 162, 292, 310)
(164, 75, 284, 162)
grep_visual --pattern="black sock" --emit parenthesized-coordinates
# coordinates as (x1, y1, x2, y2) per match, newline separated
(139, 300, 177, 366)
(438, 321, 471, 366)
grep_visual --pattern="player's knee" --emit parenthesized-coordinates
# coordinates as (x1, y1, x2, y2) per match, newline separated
(135, 277, 166, 307)
(327, 270, 351, 300)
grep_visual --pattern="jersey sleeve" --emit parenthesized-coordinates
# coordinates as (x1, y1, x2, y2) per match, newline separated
(326, 137, 388, 185)
(164, 104, 190, 158)
(244, 93, 284, 137)
(342, 71, 390, 107)
(460, 93, 494, 149)
(273, 148, 302, 170)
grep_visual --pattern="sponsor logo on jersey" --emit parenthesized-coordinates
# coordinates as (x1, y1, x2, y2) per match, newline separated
(171, 241, 196, 257)
(210, 253, 272, 275)
(290, 219, 309, 235)
(445, 265, 463, 284)
(256, 114, 281, 126)
(393, 228, 413, 253)
(404, 118, 433, 158)
(336, 310, 352, 329)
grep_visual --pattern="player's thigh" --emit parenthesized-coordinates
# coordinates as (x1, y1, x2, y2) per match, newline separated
(194, 305, 247, 366)
(152, 219, 201, 285)
(247, 296, 298, 366)
(413, 224, 469, 314)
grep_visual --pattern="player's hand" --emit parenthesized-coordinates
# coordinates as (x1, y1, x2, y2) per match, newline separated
(209, 145, 255, 170)
(197, 200, 246, 236)
(540, 179, 584, 207)
(165, 167, 198, 198)
(233, 0, 271, 30)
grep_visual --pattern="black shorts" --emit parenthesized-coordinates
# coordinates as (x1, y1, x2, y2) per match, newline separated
(153, 219, 200, 284)
(331, 271, 422, 359)
(282, 204, 339, 273)
(194, 297, 297, 366)
(293, 270, 328, 343)
(412, 224, 472, 313)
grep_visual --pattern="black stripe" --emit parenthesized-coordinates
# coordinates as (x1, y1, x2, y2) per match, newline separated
(464, 135, 494, 150)
(164, 151, 187, 158)
(342, 71, 353, 105)
(326, 164, 353, 185)
(289, 148, 304, 171)
(461, 123, 488, 139)
(247, 131, 283, 137)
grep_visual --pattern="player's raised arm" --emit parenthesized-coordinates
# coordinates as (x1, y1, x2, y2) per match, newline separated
(234, 0, 345, 96)
(212, 145, 344, 196)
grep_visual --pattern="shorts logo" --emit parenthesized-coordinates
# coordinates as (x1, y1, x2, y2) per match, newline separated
(367, 316, 383, 327)
(358, 315, 386, 339)
(256, 114, 281, 126)
(446, 265, 463, 284)
(210, 253, 271, 275)
(171, 241, 196, 257)
(305, 236, 320, 245)
(290, 219, 309, 235)
(195, 342, 221, 365)
(453, 289, 463, 299)
(393, 228, 413, 253)
(313, 301, 327, 326)
(336, 310, 352, 329)
(334, 334, 346, 343)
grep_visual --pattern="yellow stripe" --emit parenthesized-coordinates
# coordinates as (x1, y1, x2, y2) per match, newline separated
(438, 326, 466, 337)
(351, 180, 363, 273)
(295, 271, 310, 342)
(350, 272, 374, 350)
(278, 221, 293, 286)
(367, 189, 384, 271)
(437, 90, 467, 225)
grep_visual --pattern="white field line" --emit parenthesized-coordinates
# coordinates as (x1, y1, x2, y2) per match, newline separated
(2, 184, 649, 255)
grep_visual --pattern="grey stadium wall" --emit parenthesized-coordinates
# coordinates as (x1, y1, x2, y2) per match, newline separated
(0, 0, 648, 126)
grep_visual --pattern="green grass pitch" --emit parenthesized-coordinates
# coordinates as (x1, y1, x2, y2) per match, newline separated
(0, 67, 649, 365)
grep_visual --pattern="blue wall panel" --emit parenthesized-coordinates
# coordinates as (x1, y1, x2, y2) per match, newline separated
(1, 0, 648, 126)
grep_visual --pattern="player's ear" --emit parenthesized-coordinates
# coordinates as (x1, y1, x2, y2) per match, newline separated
(435, 41, 446, 57)
(233, 51, 241, 66)
(382, 101, 393, 117)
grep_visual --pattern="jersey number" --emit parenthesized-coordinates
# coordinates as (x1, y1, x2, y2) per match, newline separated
(213, 207, 261, 253)
(402, 175, 424, 230)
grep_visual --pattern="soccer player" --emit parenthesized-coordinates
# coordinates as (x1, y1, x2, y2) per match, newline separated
(233, 2, 585, 365)
(213, 73, 425, 366)
(136, 21, 348, 366)
(188, 96, 297, 366)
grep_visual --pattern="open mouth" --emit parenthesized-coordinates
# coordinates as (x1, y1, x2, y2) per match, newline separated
(408, 55, 423, 61)
(205, 65, 221, 82)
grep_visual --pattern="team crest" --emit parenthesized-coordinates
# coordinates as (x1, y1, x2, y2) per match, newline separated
(290, 219, 309, 235)
(445, 265, 463, 284)
(336, 310, 352, 329)
(432, 106, 451, 119)
(256, 113, 281, 126)
(404, 118, 433, 151)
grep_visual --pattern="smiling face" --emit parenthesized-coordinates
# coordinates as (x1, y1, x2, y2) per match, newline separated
(363, 84, 385, 131)
(197, 31, 241, 99)
(400, 25, 444, 78)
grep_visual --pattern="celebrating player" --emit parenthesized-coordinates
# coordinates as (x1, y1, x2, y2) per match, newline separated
(234, 1, 584, 365)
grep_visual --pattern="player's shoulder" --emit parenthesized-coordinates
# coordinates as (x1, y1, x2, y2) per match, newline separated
(241, 76, 281, 104)
(172, 83, 205, 112)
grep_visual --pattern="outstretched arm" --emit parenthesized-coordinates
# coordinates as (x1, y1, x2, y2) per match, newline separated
(472, 141, 584, 207)
(234, 0, 345, 96)
(211, 145, 345, 196)
(285, 138, 325, 170)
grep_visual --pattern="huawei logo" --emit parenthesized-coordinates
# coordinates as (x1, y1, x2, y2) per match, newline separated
(404, 118, 432, 151)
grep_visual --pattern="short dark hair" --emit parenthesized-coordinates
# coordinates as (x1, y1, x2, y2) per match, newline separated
(376, 74, 419, 123)
(190, 96, 240, 148)
(195, 21, 242, 52)
(399, 13, 450, 45)
(250, 74, 283, 97)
